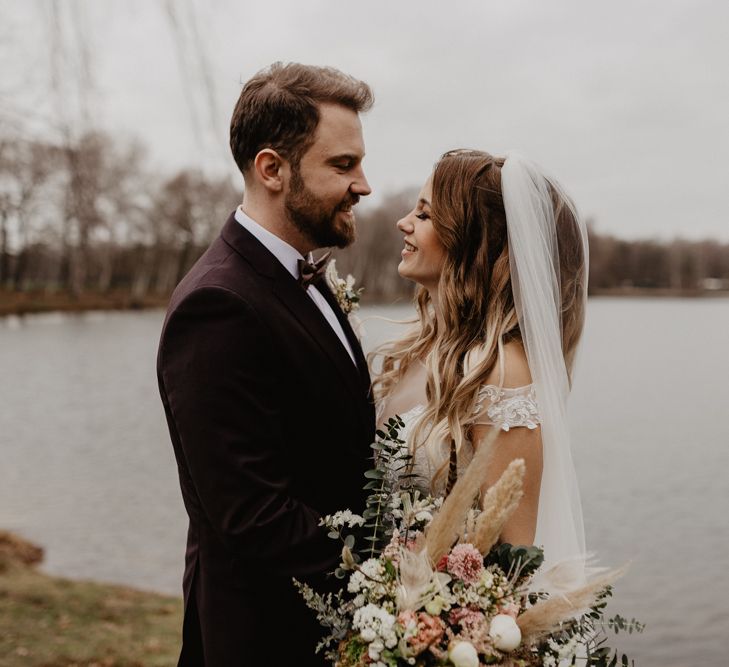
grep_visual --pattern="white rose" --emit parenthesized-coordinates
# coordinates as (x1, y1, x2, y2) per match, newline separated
(488, 614, 522, 652)
(360, 627, 377, 642)
(448, 641, 479, 667)
(368, 639, 384, 660)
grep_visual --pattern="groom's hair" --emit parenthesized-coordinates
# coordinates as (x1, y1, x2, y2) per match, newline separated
(230, 62, 373, 175)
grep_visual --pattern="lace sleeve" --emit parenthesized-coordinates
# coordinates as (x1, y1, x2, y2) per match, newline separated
(472, 384, 541, 431)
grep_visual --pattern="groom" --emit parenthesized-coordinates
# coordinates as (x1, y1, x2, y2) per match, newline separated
(157, 62, 376, 665)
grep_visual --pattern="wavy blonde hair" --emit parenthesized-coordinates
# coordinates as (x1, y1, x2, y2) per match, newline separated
(371, 149, 587, 490)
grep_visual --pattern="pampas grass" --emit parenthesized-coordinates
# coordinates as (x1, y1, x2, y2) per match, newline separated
(424, 426, 500, 564)
(517, 566, 628, 642)
(472, 458, 526, 554)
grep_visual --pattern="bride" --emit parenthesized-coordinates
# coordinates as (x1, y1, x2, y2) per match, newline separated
(371, 149, 588, 582)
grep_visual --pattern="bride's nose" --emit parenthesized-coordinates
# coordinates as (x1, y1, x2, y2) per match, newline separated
(397, 214, 413, 234)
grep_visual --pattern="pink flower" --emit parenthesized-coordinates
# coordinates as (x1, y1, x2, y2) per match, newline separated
(448, 607, 486, 632)
(446, 543, 484, 584)
(398, 610, 417, 629)
(383, 531, 402, 564)
(409, 612, 445, 654)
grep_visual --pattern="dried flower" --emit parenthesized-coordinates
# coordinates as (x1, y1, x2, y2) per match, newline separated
(448, 607, 486, 633)
(325, 259, 363, 315)
(447, 544, 485, 585)
(409, 612, 445, 654)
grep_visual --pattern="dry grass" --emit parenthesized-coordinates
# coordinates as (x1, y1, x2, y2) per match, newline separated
(472, 459, 525, 554)
(0, 534, 183, 667)
(517, 566, 627, 642)
(424, 427, 500, 564)
(0, 531, 44, 567)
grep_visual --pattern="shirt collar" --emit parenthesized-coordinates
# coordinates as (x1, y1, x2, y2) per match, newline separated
(234, 206, 304, 279)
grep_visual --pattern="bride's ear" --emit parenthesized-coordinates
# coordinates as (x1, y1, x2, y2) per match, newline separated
(252, 149, 286, 193)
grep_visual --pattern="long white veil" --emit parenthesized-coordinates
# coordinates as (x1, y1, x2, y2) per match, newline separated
(501, 152, 588, 589)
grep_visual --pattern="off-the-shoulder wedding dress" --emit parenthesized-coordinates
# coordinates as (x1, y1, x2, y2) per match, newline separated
(377, 360, 541, 495)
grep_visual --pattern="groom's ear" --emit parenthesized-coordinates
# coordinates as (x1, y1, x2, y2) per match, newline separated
(252, 149, 286, 193)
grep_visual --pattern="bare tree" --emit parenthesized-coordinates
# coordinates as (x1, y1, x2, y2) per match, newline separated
(149, 169, 240, 295)
(0, 137, 59, 290)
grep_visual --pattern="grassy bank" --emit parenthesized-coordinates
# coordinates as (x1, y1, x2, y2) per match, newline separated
(0, 532, 183, 667)
(0, 290, 170, 317)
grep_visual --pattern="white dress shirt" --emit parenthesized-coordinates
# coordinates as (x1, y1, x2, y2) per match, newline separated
(234, 207, 356, 365)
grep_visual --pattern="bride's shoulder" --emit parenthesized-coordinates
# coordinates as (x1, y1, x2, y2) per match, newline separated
(473, 342, 540, 430)
(480, 340, 532, 389)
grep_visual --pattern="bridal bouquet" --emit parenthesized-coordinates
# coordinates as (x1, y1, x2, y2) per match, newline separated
(295, 418, 642, 667)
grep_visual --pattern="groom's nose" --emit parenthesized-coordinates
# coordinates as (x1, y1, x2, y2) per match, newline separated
(350, 165, 372, 197)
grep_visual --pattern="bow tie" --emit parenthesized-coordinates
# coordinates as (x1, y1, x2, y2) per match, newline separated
(297, 251, 331, 289)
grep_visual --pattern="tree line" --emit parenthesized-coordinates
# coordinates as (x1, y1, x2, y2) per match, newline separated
(0, 132, 727, 309)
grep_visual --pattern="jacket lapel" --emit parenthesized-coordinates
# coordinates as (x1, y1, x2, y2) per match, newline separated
(315, 279, 372, 392)
(220, 214, 367, 407)
(271, 276, 365, 402)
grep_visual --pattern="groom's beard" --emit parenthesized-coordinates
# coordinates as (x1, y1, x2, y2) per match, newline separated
(285, 167, 357, 249)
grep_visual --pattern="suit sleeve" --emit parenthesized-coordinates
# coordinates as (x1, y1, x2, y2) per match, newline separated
(158, 285, 339, 577)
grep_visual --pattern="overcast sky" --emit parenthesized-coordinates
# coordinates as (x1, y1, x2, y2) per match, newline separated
(2, 0, 728, 240)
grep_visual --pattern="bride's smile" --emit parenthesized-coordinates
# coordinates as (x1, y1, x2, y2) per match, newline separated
(373, 148, 588, 581)
(396, 176, 446, 292)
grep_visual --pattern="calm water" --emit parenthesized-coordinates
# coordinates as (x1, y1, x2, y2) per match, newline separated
(1, 299, 728, 665)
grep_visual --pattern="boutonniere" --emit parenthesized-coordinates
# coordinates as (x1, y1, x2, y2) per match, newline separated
(325, 259, 365, 339)
(325, 259, 363, 315)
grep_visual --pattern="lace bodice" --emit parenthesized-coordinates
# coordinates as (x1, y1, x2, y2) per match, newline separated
(378, 382, 541, 495)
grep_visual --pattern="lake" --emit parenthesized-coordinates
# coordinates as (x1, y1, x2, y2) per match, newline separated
(1, 298, 728, 665)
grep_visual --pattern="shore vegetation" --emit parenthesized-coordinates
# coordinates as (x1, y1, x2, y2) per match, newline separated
(0, 531, 182, 667)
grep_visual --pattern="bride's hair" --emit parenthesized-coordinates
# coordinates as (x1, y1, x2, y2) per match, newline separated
(371, 149, 587, 489)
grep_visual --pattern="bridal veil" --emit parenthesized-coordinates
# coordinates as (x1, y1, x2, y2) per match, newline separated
(501, 152, 589, 589)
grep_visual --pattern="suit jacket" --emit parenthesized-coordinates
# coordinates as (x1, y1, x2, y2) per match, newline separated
(157, 212, 376, 666)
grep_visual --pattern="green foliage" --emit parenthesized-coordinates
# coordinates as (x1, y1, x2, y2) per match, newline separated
(293, 579, 351, 656)
(541, 586, 645, 667)
(608, 614, 646, 635)
(338, 634, 368, 666)
(484, 543, 544, 583)
(361, 415, 412, 559)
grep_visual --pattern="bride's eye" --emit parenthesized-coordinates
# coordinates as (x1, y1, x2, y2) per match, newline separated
(415, 212, 429, 221)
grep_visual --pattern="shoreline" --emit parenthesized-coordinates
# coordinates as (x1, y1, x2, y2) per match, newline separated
(1, 287, 728, 318)
(0, 289, 171, 317)
(0, 530, 182, 666)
